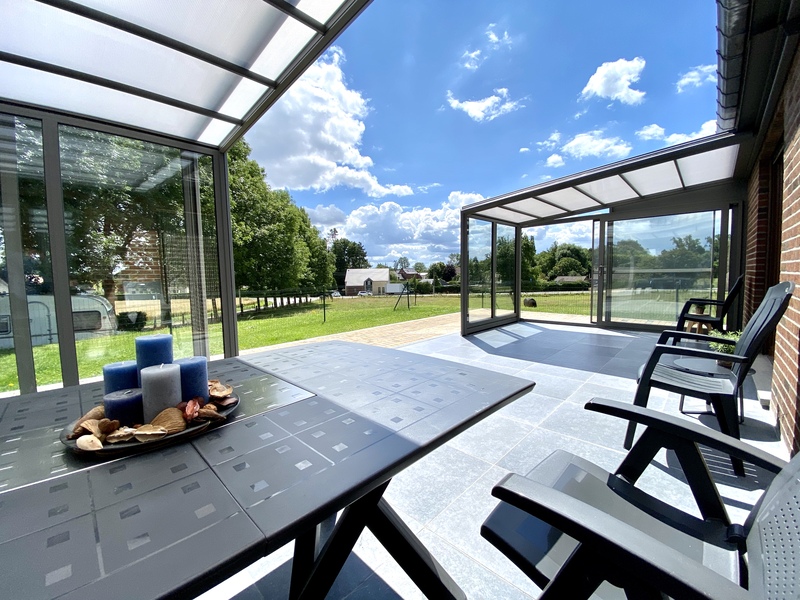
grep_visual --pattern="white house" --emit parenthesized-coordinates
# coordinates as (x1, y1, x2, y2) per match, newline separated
(344, 269, 390, 296)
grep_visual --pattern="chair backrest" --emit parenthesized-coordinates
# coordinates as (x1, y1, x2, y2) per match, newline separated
(731, 281, 795, 380)
(745, 450, 800, 599)
(718, 274, 744, 317)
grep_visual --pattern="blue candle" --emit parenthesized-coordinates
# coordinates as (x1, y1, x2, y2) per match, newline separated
(103, 388, 144, 427)
(135, 334, 173, 383)
(176, 356, 209, 402)
(103, 360, 139, 395)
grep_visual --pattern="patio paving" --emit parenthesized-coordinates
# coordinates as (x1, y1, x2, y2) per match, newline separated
(204, 317, 788, 600)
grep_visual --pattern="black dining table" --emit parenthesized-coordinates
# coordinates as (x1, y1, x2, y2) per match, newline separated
(0, 341, 534, 600)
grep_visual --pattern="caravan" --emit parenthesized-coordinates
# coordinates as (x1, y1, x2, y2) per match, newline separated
(0, 293, 118, 350)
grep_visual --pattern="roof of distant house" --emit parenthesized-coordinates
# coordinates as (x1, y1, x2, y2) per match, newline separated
(398, 268, 420, 279)
(345, 268, 390, 286)
(554, 276, 587, 283)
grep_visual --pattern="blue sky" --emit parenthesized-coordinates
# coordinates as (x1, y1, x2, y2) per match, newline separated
(245, 0, 718, 266)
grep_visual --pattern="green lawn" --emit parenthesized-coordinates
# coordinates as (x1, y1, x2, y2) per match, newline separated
(0, 295, 461, 391)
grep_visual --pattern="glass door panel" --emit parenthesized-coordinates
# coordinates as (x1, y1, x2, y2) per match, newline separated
(605, 211, 722, 326)
(0, 114, 60, 394)
(494, 224, 516, 318)
(466, 218, 492, 324)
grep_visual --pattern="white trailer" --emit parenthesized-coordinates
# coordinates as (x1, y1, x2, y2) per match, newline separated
(0, 293, 118, 350)
(385, 282, 407, 295)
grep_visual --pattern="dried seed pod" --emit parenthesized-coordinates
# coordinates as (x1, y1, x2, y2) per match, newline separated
(98, 418, 120, 434)
(134, 424, 168, 443)
(197, 406, 225, 421)
(208, 380, 233, 399)
(151, 407, 187, 434)
(76, 434, 103, 451)
(184, 399, 200, 423)
(106, 427, 137, 443)
(69, 405, 105, 437)
(80, 419, 104, 439)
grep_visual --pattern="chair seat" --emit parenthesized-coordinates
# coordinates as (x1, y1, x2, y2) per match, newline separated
(638, 363, 736, 398)
(482, 450, 740, 599)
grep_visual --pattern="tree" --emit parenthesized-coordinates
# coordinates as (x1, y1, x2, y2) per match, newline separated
(550, 257, 584, 278)
(427, 261, 446, 282)
(447, 253, 461, 266)
(442, 264, 457, 282)
(330, 238, 370, 286)
(536, 242, 591, 280)
(496, 236, 515, 284)
(394, 256, 410, 270)
(413, 262, 426, 273)
(521, 234, 538, 282)
(298, 209, 334, 290)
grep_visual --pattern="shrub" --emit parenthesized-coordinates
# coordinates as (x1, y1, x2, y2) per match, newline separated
(117, 311, 148, 331)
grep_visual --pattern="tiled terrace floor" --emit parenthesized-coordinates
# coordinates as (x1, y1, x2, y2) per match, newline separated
(205, 319, 789, 600)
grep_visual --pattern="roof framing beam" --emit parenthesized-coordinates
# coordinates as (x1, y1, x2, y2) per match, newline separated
(262, 0, 327, 34)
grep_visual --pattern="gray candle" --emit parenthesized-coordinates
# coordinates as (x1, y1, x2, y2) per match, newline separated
(141, 363, 181, 424)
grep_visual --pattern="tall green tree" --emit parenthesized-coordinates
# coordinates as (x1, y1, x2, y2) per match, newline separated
(413, 262, 426, 273)
(330, 238, 370, 286)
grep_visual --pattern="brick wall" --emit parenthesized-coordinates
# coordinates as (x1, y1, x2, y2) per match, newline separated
(770, 51, 800, 454)
(744, 165, 771, 321)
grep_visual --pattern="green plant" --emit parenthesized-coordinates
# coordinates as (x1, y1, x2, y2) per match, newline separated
(709, 330, 742, 354)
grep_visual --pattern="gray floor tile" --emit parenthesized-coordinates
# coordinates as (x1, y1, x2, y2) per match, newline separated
(447, 413, 535, 463)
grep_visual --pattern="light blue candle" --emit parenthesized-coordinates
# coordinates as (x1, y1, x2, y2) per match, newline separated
(102, 360, 139, 395)
(135, 334, 173, 383)
(141, 363, 181, 423)
(103, 388, 144, 427)
(176, 356, 209, 402)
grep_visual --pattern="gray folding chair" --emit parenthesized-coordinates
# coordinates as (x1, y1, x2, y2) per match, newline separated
(675, 274, 743, 334)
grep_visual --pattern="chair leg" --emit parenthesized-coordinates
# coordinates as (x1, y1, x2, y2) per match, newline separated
(624, 384, 651, 449)
(738, 387, 744, 424)
(709, 397, 745, 476)
(678, 394, 714, 417)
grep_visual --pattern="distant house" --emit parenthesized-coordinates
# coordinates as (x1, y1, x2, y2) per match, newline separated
(398, 268, 420, 280)
(554, 276, 588, 284)
(344, 268, 390, 296)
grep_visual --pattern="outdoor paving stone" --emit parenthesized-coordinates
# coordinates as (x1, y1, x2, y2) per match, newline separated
(447, 413, 535, 464)
(426, 465, 542, 597)
(498, 427, 627, 476)
(538, 401, 632, 450)
(495, 391, 562, 427)
(384, 445, 492, 525)
(511, 369, 585, 400)
(598, 357, 648, 378)
(566, 381, 636, 405)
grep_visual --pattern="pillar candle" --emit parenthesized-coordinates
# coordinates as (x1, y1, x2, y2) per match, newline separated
(102, 360, 139, 395)
(103, 388, 144, 427)
(140, 363, 181, 424)
(135, 334, 173, 383)
(175, 356, 209, 402)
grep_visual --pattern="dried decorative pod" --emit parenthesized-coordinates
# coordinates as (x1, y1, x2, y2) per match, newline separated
(98, 418, 120, 434)
(184, 399, 200, 423)
(134, 424, 168, 443)
(69, 405, 105, 437)
(76, 434, 103, 451)
(151, 407, 187, 434)
(196, 406, 225, 421)
(80, 419, 104, 440)
(208, 380, 233, 399)
(106, 427, 137, 443)
(212, 396, 237, 407)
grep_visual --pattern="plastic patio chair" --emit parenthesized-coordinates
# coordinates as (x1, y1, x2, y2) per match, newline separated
(675, 275, 744, 334)
(481, 398, 792, 600)
(623, 281, 795, 475)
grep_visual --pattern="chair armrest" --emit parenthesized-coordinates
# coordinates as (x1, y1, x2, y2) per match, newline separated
(640, 344, 748, 383)
(683, 297, 725, 307)
(492, 474, 750, 600)
(657, 329, 727, 345)
(586, 398, 786, 473)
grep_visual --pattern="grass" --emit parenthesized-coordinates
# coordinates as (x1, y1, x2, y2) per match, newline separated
(0, 295, 461, 391)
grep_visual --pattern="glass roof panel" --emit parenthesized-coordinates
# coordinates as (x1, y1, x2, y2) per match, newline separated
(537, 188, 599, 210)
(576, 175, 639, 204)
(677, 145, 739, 186)
(0, 63, 208, 141)
(506, 198, 565, 217)
(79, 0, 291, 77)
(474, 207, 533, 224)
(3, 1, 247, 116)
(251, 19, 317, 80)
(623, 161, 682, 195)
(199, 120, 237, 146)
(297, 0, 348, 23)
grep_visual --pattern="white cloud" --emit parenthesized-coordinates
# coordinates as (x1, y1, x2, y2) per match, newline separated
(545, 154, 565, 168)
(486, 24, 511, 48)
(676, 64, 716, 93)
(536, 131, 561, 151)
(581, 57, 646, 105)
(635, 124, 666, 140)
(417, 183, 442, 193)
(446, 88, 523, 122)
(326, 191, 484, 264)
(561, 130, 632, 159)
(462, 49, 482, 70)
(519, 147, 530, 153)
(526, 222, 593, 248)
(246, 47, 413, 199)
(635, 120, 717, 145)
(306, 204, 347, 229)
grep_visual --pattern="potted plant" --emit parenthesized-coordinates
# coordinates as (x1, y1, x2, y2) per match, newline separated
(708, 330, 742, 368)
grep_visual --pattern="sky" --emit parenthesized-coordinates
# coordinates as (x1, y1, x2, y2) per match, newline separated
(244, 0, 719, 267)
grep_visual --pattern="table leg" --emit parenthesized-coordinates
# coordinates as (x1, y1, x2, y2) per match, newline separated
(366, 498, 466, 600)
